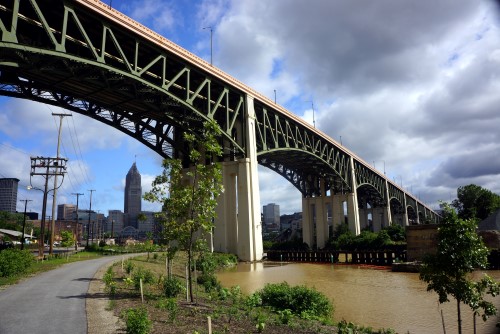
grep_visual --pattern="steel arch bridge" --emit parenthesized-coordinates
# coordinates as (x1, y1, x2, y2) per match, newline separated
(0, 0, 439, 260)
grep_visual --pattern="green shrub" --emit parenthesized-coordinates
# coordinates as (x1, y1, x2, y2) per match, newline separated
(156, 298, 178, 322)
(256, 282, 333, 319)
(197, 272, 221, 292)
(125, 260, 135, 275)
(162, 276, 184, 298)
(278, 309, 293, 324)
(0, 249, 34, 277)
(132, 267, 155, 290)
(85, 243, 100, 252)
(124, 307, 152, 334)
(196, 252, 237, 275)
(103, 266, 116, 295)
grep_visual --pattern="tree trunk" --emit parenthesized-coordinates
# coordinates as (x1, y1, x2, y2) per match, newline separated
(457, 299, 462, 334)
(188, 237, 194, 303)
(165, 254, 170, 279)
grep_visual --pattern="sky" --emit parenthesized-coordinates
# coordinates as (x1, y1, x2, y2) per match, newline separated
(1, 0, 500, 217)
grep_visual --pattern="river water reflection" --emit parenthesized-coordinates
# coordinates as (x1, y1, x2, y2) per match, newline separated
(217, 262, 500, 333)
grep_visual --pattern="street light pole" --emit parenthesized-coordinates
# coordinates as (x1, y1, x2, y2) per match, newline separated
(203, 26, 213, 65)
(19, 199, 32, 250)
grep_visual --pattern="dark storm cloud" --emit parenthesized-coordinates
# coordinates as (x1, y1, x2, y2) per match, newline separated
(428, 148, 500, 186)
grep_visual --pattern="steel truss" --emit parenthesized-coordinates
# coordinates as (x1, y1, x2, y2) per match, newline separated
(0, 0, 439, 221)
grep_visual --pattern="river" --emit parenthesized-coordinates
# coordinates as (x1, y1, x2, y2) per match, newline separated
(217, 262, 500, 333)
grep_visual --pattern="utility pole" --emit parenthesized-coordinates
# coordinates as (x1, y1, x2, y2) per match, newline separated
(19, 199, 32, 250)
(29, 156, 67, 258)
(72, 192, 83, 250)
(87, 189, 95, 247)
(49, 113, 72, 255)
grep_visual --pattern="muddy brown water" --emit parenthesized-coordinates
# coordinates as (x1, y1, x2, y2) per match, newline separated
(217, 262, 500, 333)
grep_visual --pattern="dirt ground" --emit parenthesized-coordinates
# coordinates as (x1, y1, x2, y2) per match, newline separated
(87, 255, 338, 334)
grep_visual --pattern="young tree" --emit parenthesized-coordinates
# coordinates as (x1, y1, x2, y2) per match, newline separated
(419, 203, 499, 333)
(144, 120, 223, 302)
(60, 230, 74, 248)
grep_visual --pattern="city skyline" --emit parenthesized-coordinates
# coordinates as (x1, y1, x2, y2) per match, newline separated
(1, 0, 499, 217)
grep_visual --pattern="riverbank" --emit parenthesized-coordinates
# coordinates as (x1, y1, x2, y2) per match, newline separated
(93, 253, 397, 333)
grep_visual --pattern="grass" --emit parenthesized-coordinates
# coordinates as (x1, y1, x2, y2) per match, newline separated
(0, 250, 103, 288)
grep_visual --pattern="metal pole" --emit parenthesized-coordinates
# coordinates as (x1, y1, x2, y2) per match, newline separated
(20, 199, 32, 250)
(49, 113, 71, 255)
(72, 192, 83, 250)
(87, 189, 95, 246)
(203, 26, 213, 65)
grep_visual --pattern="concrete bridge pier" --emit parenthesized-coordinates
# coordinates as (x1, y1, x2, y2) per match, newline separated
(213, 95, 263, 262)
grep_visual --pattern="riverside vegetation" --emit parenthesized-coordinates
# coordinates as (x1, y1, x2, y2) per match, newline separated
(103, 251, 396, 334)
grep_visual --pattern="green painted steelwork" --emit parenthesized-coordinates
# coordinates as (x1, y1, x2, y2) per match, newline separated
(0, 0, 439, 222)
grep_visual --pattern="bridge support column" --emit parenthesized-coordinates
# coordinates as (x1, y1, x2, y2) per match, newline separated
(358, 199, 369, 230)
(403, 195, 409, 226)
(348, 157, 361, 235)
(302, 196, 314, 248)
(237, 158, 263, 261)
(213, 96, 263, 261)
(332, 194, 346, 228)
(384, 179, 392, 226)
(315, 195, 328, 249)
(372, 207, 385, 232)
(214, 161, 238, 254)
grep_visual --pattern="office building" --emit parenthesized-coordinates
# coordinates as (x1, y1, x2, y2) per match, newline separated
(0, 178, 19, 213)
(57, 204, 76, 220)
(124, 162, 142, 220)
(263, 203, 280, 231)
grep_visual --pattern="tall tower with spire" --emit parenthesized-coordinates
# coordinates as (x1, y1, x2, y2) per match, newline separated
(124, 162, 142, 220)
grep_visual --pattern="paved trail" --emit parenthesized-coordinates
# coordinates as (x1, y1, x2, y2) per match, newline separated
(0, 256, 121, 334)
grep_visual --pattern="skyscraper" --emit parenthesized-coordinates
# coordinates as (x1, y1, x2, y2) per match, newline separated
(263, 203, 280, 231)
(124, 162, 142, 217)
(0, 178, 19, 213)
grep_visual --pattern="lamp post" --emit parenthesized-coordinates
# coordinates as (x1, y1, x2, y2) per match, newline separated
(19, 199, 32, 250)
(203, 26, 213, 65)
(306, 100, 316, 128)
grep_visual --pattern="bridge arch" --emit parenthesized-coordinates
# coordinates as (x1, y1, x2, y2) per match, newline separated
(0, 0, 247, 160)
(0, 0, 441, 259)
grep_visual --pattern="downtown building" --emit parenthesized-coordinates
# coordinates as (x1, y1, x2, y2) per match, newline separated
(118, 162, 158, 240)
(57, 204, 76, 220)
(263, 203, 280, 232)
(124, 162, 142, 228)
(0, 178, 19, 213)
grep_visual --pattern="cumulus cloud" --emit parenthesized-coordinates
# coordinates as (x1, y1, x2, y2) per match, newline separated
(208, 0, 500, 212)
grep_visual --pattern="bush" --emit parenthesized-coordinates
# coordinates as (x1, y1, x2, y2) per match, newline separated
(162, 277, 184, 298)
(132, 267, 155, 290)
(124, 307, 152, 334)
(103, 266, 116, 295)
(197, 272, 221, 292)
(196, 252, 237, 275)
(0, 249, 34, 277)
(255, 282, 333, 319)
(125, 260, 135, 275)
